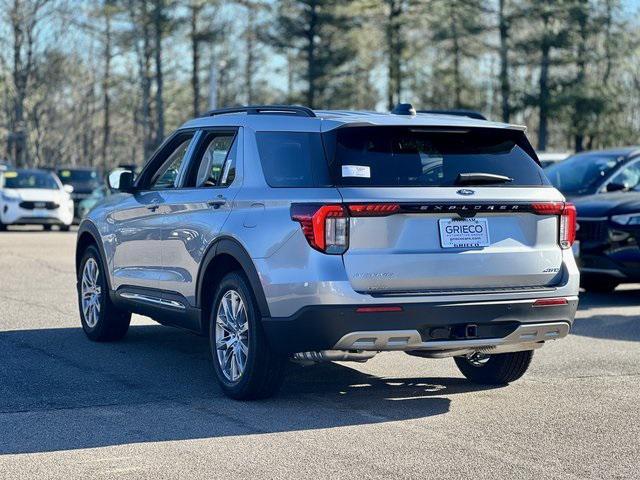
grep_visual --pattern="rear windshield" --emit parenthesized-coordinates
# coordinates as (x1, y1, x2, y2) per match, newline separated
(255, 127, 546, 188)
(325, 127, 547, 187)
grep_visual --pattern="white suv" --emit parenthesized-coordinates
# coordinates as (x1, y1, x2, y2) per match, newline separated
(76, 105, 579, 399)
(1, 169, 74, 231)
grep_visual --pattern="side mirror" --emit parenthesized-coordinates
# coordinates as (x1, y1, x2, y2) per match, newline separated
(63, 184, 74, 194)
(606, 182, 626, 192)
(107, 169, 135, 193)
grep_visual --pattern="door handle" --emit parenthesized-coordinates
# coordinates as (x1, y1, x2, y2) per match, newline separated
(207, 199, 226, 209)
(147, 205, 160, 212)
(207, 195, 227, 209)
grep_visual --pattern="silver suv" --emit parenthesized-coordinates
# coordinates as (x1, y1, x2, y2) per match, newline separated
(76, 105, 579, 399)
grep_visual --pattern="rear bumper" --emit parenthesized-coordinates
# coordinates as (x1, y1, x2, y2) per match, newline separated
(262, 297, 578, 354)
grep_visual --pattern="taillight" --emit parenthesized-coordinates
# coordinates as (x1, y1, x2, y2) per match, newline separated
(291, 204, 348, 254)
(531, 202, 576, 249)
(348, 203, 400, 216)
(559, 203, 576, 248)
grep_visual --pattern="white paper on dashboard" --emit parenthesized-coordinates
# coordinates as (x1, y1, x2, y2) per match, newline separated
(341, 165, 371, 178)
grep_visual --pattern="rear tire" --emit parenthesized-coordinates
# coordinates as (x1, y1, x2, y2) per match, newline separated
(209, 271, 286, 400)
(454, 350, 534, 385)
(580, 276, 618, 293)
(43, 225, 52, 231)
(78, 245, 131, 341)
(0, 220, 5, 231)
(60, 225, 70, 232)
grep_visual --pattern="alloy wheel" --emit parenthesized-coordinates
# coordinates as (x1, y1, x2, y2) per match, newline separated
(81, 258, 102, 328)
(215, 290, 249, 382)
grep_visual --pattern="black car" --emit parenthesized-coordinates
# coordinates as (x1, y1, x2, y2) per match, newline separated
(574, 191, 640, 292)
(56, 166, 102, 221)
(545, 147, 640, 198)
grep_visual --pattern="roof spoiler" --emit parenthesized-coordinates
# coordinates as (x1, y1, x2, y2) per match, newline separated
(417, 109, 487, 121)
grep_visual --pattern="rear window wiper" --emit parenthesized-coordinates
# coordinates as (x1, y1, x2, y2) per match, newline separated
(455, 173, 514, 185)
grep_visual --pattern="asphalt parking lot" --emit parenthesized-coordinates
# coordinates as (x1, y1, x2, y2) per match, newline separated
(0, 229, 638, 479)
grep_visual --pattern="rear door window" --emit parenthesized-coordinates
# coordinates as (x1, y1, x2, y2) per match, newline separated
(324, 126, 547, 187)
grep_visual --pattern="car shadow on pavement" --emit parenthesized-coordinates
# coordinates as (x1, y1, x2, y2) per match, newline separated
(578, 288, 640, 309)
(0, 325, 496, 454)
(571, 314, 640, 342)
(573, 290, 640, 342)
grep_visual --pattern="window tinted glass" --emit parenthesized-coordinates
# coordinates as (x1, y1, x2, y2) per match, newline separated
(150, 137, 193, 189)
(610, 161, 640, 190)
(545, 153, 624, 195)
(256, 132, 330, 187)
(195, 134, 236, 187)
(326, 127, 546, 187)
(3, 171, 59, 190)
(57, 169, 99, 182)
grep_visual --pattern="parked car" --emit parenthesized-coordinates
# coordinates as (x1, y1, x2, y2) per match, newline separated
(77, 185, 110, 220)
(56, 166, 102, 222)
(0, 169, 74, 231)
(76, 104, 579, 400)
(545, 147, 640, 198)
(538, 151, 572, 168)
(574, 191, 640, 292)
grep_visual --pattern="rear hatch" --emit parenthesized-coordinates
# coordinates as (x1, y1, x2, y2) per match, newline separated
(323, 126, 569, 294)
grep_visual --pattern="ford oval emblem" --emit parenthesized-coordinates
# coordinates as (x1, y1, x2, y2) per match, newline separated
(456, 189, 475, 196)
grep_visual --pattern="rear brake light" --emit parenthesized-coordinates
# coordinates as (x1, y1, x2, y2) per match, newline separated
(348, 203, 400, 216)
(291, 204, 348, 254)
(533, 298, 569, 307)
(531, 202, 576, 249)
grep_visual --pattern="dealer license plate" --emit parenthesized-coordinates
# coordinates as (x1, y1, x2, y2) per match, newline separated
(439, 218, 490, 248)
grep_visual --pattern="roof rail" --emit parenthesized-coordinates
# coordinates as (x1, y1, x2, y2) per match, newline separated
(205, 105, 316, 118)
(418, 109, 487, 121)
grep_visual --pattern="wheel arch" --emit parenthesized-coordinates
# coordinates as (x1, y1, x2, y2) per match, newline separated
(196, 236, 270, 333)
(76, 221, 113, 291)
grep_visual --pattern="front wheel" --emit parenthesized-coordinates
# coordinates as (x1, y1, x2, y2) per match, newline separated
(209, 271, 286, 400)
(78, 245, 131, 341)
(60, 225, 71, 232)
(454, 350, 534, 385)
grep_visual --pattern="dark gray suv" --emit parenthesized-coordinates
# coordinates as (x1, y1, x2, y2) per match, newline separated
(76, 105, 579, 399)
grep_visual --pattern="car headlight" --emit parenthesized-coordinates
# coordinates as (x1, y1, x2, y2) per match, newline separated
(611, 214, 640, 225)
(1, 192, 20, 202)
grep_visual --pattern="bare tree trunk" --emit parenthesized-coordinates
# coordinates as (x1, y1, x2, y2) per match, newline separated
(8, 0, 37, 167)
(538, 42, 550, 151)
(133, 0, 154, 160)
(245, 4, 256, 105)
(572, 0, 588, 152)
(498, 0, 510, 123)
(386, 0, 403, 110)
(603, 0, 613, 85)
(153, 0, 165, 146)
(101, 2, 113, 172)
(450, 3, 462, 108)
(190, 3, 201, 116)
(305, 0, 318, 108)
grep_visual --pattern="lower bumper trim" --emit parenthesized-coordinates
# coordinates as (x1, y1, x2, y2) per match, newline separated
(333, 321, 570, 352)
